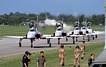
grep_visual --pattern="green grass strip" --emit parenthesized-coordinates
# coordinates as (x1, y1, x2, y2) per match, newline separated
(0, 42, 104, 67)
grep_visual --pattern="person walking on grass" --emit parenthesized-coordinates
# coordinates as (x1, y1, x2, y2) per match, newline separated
(58, 45, 66, 67)
(36, 51, 46, 67)
(22, 51, 31, 67)
(80, 41, 85, 59)
(74, 45, 80, 67)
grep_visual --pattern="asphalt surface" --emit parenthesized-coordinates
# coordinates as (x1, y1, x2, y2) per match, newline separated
(0, 34, 104, 57)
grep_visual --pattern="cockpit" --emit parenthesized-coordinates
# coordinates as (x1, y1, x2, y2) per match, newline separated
(81, 21, 87, 27)
(56, 21, 63, 30)
(56, 22, 63, 27)
(29, 20, 37, 28)
(75, 27, 79, 30)
(88, 26, 91, 29)
(87, 22, 92, 27)
(74, 21, 79, 27)
(29, 28, 35, 31)
(82, 27, 86, 29)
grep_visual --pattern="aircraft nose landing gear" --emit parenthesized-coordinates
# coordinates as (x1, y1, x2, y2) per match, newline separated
(30, 39, 33, 48)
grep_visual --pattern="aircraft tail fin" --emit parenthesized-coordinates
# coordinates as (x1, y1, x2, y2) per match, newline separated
(45, 13, 48, 19)
(36, 15, 39, 31)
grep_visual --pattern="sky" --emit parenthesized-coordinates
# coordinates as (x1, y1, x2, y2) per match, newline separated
(0, 0, 104, 16)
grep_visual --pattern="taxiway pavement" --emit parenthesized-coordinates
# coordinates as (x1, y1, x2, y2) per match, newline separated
(0, 34, 104, 57)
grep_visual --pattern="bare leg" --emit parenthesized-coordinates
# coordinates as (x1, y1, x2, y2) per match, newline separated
(62, 58, 64, 66)
(59, 58, 62, 67)
(81, 51, 85, 59)
(78, 58, 80, 67)
(74, 58, 77, 67)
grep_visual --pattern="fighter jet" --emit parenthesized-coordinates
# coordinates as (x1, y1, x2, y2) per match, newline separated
(5, 19, 52, 48)
(69, 20, 103, 44)
(68, 20, 84, 44)
(45, 21, 70, 45)
(80, 21, 98, 41)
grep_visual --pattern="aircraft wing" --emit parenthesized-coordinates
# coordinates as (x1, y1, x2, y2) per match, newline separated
(5, 35, 52, 39)
(4, 36, 25, 39)
(46, 36, 64, 39)
(42, 35, 64, 39)
(70, 34, 85, 37)
(42, 35, 51, 37)
(93, 31, 105, 35)
(86, 31, 105, 36)
(80, 31, 105, 36)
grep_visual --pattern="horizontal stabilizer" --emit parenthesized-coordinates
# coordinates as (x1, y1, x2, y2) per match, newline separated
(93, 31, 105, 35)
(46, 37, 64, 39)
(4, 36, 25, 39)
(70, 35, 84, 37)
(42, 35, 51, 37)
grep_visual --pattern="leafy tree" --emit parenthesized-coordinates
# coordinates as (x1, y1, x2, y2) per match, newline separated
(0, 12, 104, 26)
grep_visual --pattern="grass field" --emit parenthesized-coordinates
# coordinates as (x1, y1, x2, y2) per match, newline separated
(0, 26, 55, 37)
(0, 42, 104, 67)
(92, 25, 104, 31)
(0, 25, 104, 37)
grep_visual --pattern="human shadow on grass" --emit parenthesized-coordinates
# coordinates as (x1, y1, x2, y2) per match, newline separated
(60, 42, 79, 45)
(15, 46, 52, 48)
(33, 46, 56, 48)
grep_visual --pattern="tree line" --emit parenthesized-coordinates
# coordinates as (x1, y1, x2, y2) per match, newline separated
(0, 12, 104, 26)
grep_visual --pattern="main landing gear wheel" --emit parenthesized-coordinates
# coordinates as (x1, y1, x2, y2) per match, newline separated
(31, 44, 33, 48)
(66, 37, 68, 41)
(73, 37, 75, 44)
(76, 37, 78, 42)
(58, 38, 60, 44)
(95, 35, 97, 38)
(87, 35, 90, 41)
(49, 43, 51, 47)
(47, 38, 51, 47)
(47, 38, 50, 44)
(92, 36, 95, 40)
(19, 43, 21, 47)
(83, 36, 85, 40)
